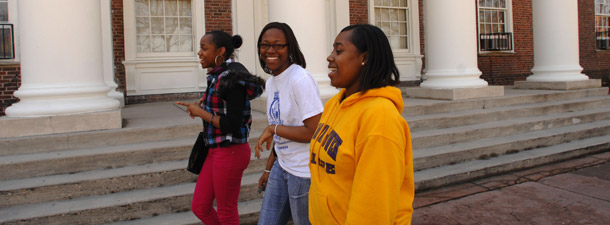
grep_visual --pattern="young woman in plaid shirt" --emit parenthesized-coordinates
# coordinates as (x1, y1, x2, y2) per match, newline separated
(177, 30, 265, 225)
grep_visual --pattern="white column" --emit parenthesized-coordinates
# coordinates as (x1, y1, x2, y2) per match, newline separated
(528, 0, 588, 82)
(420, 0, 488, 89)
(267, 0, 338, 97)
(6, 0, 120, 117)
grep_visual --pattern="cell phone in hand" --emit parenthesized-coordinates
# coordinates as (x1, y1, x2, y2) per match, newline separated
(258, 183, 266, 194)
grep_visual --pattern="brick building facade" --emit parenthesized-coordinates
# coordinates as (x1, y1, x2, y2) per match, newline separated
(1, 0, 609, 116)
(579, 0, 610, 86)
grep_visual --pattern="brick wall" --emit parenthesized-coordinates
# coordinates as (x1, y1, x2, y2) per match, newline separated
(477, 0, 534, 85)
(579, 0, 610, 87)
(418, 0, 425, 82)
(0, 64, 21, 116)
(205, 0, 233, 33)
(111, 0, 126, 93)
(349, 0, 368, 25)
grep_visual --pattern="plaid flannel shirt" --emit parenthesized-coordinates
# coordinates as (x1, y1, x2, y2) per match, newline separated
(201, 61, 263, 146)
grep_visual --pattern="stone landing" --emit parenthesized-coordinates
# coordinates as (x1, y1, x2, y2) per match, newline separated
(0, 110, 122, 138)
(515, 79, 602, 90)
(404, 86, 505, 100)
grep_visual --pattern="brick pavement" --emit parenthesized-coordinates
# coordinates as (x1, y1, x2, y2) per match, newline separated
(412, 151, 610, 225)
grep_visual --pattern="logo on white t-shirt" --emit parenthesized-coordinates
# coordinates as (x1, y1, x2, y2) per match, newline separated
(270, 91, 286, 146)
(270, 91, 282, 125)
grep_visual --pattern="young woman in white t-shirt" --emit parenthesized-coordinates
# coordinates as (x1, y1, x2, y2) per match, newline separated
(255, 22, 323, 225)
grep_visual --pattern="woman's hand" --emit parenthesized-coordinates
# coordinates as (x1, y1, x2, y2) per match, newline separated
(258, 171, 270, 192)
(176, 101, 205, 119)
(258, 153, 275, 192)
(255, 125, 275, 159)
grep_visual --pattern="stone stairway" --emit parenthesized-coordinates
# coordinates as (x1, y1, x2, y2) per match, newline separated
(1, 86, 609, 224)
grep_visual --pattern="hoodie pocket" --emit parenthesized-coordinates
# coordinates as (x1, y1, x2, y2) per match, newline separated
(310, 191, 341, 225)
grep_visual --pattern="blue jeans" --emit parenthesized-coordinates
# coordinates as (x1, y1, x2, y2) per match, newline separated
(258, 161, 311, 225)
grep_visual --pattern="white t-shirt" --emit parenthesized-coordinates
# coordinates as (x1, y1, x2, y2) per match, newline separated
(266, 64, 324, 178)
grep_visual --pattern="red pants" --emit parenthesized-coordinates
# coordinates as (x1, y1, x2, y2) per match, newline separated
(191, 143, 251, 225)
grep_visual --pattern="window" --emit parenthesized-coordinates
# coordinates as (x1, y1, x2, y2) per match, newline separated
(596, 0, 610, 50)
(0, 23, 13, 59)
(123, 0, 205, 95)
(0, 0, 13, 59)
(478, 0, 513, 51)
(135, 0, 193, 53)
(369, 0, 422, 81)
(0, 0, 7, 22)
(373, 0, 409, 50)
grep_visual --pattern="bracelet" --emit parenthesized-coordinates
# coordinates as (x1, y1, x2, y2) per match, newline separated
(274, 124, 279, 135)
(264, 169, 271, 173)
(210, 114, 215, 123)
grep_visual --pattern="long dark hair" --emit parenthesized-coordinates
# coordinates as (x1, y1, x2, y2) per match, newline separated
(257, 22, 306, 74)
(341, 24, 400, 92)
(206, 30, 243, 60)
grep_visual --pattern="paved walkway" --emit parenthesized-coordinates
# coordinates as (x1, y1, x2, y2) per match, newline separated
(412, 151, 610, 225)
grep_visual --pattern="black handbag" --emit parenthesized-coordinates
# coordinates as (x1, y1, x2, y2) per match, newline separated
(187, 132, 209, 174)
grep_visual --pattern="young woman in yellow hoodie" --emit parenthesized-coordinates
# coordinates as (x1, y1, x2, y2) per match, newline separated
(308, 24, 414, 225)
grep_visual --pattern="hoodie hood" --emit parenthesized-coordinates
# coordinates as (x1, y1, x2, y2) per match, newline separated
(338, 86, 404, 114)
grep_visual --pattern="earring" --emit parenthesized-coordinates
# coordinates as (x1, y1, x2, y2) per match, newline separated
(361, 62, 365, 66)
(264, 64, 271, 73)
(215, 55, 225, 65)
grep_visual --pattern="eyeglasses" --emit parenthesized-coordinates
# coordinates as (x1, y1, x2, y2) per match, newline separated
(259, 43, 288, 50)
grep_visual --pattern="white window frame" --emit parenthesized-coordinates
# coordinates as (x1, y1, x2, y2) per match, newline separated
(123, 0, 206, 95)
(595, 0, 610, 50)
(369, 0, 416, 54)
(134, 0, 195, 56)
(477, 0, 514, 53)
(126, 0, 202, 59)
(0, 0, 19, 63)
(368, 0, 422, 81)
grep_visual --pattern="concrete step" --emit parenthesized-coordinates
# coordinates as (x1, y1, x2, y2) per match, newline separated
(106, 211, 201, 225)
(413, 119, 610, 171)
(0, 160, 196, 208)
(1, 153, 271, 207)
(104, 198, 263, 225)
(402, 87, 609, 116)
(0, 123, 199, 157)
(0, 108, 269, 157)
(0, 138, 194, 181)
(406, 95, 610, 131)
(411, 105, 610, 149)
(0, 130, 274, 181)
(0, 183, 194, 225)
(414, 134, 610, 191)
(0, 180, 264, 225)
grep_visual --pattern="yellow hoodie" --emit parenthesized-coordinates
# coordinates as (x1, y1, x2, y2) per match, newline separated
(309, 86, 414, 225)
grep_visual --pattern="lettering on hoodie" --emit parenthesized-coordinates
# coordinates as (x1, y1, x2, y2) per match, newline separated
(311, 123, 343, 174)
